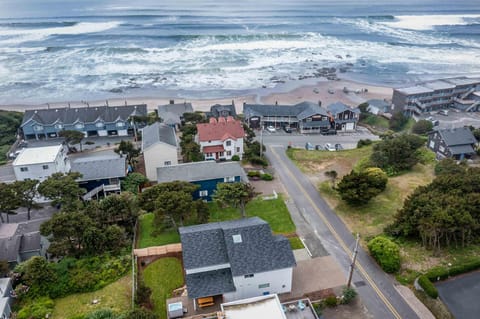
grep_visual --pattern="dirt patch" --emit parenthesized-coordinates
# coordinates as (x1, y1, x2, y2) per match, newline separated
(321, 298, 373, 319)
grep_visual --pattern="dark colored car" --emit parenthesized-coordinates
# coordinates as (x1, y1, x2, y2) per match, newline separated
(335, 143, 344, 151)
(284, 126, 292, 133)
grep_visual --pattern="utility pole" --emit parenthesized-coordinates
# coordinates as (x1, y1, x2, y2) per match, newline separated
(347, 233, 360, 288)
(260, 119, 264, 157)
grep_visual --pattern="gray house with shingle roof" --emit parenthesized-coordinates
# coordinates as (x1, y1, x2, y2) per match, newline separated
(141, 122, 179, 181)
(207, 102, 237, 119)
(428, 127, 477, 160)
(157, 100, 194, 128)
(21, 104, 147, 140)
(243, 101, 358, 133)
(179, 217, 296, 305)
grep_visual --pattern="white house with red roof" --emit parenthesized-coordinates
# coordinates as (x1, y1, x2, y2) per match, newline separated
(196, 117, 244, 161)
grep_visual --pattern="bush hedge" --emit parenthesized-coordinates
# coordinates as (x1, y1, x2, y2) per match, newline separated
(17, 297, 54, 319)
(249, 156, 268, 167)
(418, 275, 438, 299)
(247, 171, 261, 178)
(367, 236, 401, 273)
(426, 258, 480, 282)
(340, 286, 357, 305)
(324, 294, 338, 307)
(231, 155, 240, 161)
(357, 139, 373, 148)
(261, 173, 273, 181)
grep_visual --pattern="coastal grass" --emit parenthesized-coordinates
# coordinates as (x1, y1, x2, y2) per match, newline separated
(137, 213, 180, 248)
(0, 110, 23, 165)
(360, 114, 389, 130)
(143, 258, 184, 319)
(289, 236, 305, 250)
(52, 274, 131, 318)
(209, 195, 296, 234)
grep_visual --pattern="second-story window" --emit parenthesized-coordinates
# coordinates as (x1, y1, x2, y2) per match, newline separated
(226, 140, 231, 146)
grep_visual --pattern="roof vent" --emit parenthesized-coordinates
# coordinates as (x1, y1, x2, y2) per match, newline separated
(232, 234, 242, 243)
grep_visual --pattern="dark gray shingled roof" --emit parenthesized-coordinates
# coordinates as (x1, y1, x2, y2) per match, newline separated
(157, 161, 247, 184)
(186, 269, 236, 298)
(141, 122, 178, 151)
(209, 104, 237, 118)
(20, 232, 41, 252)
(71, 152, 126, 181)
(157, 102, 193, 125)
(0, 236, 21, 263)
(449, 144, 475, 155)
(21, 104, 147, 126)
(179, 217, 296, 295)
(437, 127, 477, 146)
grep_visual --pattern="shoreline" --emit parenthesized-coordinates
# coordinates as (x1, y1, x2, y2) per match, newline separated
(0, 77, 393, 114)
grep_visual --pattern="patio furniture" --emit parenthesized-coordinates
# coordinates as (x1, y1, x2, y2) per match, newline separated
(288, 304, 297, 312)
(282, 305, 287, 313)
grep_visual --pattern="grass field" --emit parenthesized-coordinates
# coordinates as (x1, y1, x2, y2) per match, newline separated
(289, 236, 305, 250)
(52, 275, 131, 318)
(209, 195, 296, 234)
(143, 258, 184, 319)
(137, 213, 180, 248)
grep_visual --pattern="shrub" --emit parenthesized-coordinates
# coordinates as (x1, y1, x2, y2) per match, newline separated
(85, 309, 117, 319)
(340, 286, 358, 304)
(122, 309, 158, 319)
(324, 294, 338, 307)
(412, 120, 433, 135)
(418, 275, 438, 298)
(261, 173, 273, 181)
(247, 171, 261, 178)
(426, 259, 480, 282)
(336, 169, 388, 205)
(367, 236, 401, 273)
(357, 139, 372, 148)
(249, 156, 268, 167)
(312, 302, 323, 316)
(17, 297, 54, 319)
(231, 155, 240, 161)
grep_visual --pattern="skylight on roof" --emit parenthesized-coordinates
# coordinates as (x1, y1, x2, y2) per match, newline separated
(232, 234, 242, 243)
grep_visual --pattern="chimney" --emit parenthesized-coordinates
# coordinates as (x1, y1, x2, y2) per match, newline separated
(170, 100, 175, 104)
(275, 101, 278, 106)
(47, 103, 50, 109)
(68, 103, 71, 108)
(231, 100, 235, 106)
(106, 100, 109, 107)
(243, 102, 246, 107)
(318, 101, 322, 107)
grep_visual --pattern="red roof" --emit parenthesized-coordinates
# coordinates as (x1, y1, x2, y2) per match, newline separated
(197, 118, 245, 142)
(203, 145, 225, 153)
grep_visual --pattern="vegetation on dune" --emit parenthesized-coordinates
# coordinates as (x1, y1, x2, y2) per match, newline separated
(0, 110, 22, 165)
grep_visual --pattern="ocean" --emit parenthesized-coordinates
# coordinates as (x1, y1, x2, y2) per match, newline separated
(0, 0, 479, 104)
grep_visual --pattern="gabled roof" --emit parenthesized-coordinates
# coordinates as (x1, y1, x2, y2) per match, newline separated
(157, 102, 193, 125)
(367, 99, 390, 108)
(243, 103, 305, 118)
(13, 145, 64, 166)
(71, 151, 126, 181)
(327, 102, 360, 115)
(186, 269, 236, 299)
(0, 236, 21, 263)
(295, 101, 328, 120)
(209, 103, 237, 118)
(21, 105, 147, 127)
(196, 118, 245, 142)
(157, 161, 247, 184)
(435, 127, 476, 146)
(20, 232, 41, 253)
(179, 217, 296, 276)
(141, 122, 178, 151)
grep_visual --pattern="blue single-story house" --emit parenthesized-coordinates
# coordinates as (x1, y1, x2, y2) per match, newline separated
(156, 161, 248, 201)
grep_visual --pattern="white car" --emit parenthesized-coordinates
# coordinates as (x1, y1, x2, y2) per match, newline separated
(324, 143, 336, 151)
(266, 126, 276, 133)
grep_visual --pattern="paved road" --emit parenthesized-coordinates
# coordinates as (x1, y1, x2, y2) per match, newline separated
(266, 145, 419, 319)
(0, 163, 15, 183)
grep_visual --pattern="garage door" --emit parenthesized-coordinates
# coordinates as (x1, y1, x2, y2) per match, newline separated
(118, 129, 128, 136)
(346, 123, 354, 131)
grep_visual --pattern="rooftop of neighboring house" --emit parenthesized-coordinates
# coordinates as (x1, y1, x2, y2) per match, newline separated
(156, 161, 247, 184)
(21, 104, 147, 127)
(243, 101, 324, 119)
(70, 150, 126, 181)
(396, 77, 480, 96)
(196, 117, 245, 142)
(141, 122, 178, 151)
(367, 99, 390, 108)
(326, 102, 360, 115)
(157, 100, 194, 125)
(13, 144, 65, 166)
(179, 217, 296, 298)
(0, 236, 21, 263)
(0, 278, 11, 297)
(208, 102, 237, 118)
(433, 127, 477, 146)
(221, 294, 287, 319)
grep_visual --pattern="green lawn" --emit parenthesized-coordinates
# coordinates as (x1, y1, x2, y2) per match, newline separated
(289, 237, 305, 250)
(360, 114, 389, 130)
(208, 195, 296, 234)
(137, 213, 180, 248)
(52, 275, 131, 318)
(143, 258, 184, 319)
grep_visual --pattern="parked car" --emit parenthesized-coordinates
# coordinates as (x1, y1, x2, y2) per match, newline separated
(283, 126, 292, 133)
(266, 125, 276, 133)
(305, 142, 314, 150)
(315, 145, 323, 150)
(324, 143, 336, 151)
(320, 128, 337, 135)
(335, 143, 344, 151)
(438, 110, 449, 116)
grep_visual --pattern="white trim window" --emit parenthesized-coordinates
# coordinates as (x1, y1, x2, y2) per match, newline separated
(224, 176, 235, 182)
(199, 190, 208, 197)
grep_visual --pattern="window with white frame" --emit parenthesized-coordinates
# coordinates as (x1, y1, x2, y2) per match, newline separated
(42, 165, 49, 170)
(227, 151, 231, 156)
(236, 147, 240, 152)
(258, 283, 270, 289)
(244, 273, 254, 278)
(226, 140, 231, 146)
(55, 123, 63, 129)
(34, 125, 44, 131)
(219, 152, 224, 157)
(224, 176, 235, 182)
(96, 122, 104, 128)
(75, 123, 84, 129)
(20, 167, 28, 172)
(116, 122, 125, 127)
(199, 190, 208, 197)
(164, 161, 171, 166)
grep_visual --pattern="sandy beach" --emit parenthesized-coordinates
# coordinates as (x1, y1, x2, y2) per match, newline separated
(0, 78, 392, 114)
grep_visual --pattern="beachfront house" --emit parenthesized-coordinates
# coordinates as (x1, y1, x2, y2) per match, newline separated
(366, 99, 392, 115)
(141, 122, 179, 181)
(157, 100, 194, 129)
(428, 127, 477, 160)
(156, 161, 247, 201)
(179, 217, 296, 308)
(70, 151, 126, 199)
(392, 77, 480, 115)
(207, 102, 237, 119)
(13, 144, 70, 181)
(326, 102, 360, 132)
(196, 117, 244, 161)
(20, 104, 147, 140)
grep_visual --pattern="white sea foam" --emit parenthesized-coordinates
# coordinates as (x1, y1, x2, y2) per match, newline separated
(0, 21, 121, 45)
(381, 14, 480, 31)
